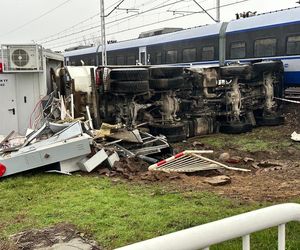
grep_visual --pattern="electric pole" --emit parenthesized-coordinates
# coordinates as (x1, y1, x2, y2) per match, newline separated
(216, 0, 220, 22)
(100, 0, 107, 66)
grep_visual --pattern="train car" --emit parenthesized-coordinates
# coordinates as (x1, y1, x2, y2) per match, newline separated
(225, 7, 300, 87)
(64, 6, 300, 87)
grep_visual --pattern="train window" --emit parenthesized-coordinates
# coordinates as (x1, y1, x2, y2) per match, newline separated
(183, 48, 196, 62)
(254, 38, 277, 57)
(230, 42, 246, 59)
(156, 52, 162, 64)
(287, 35, 300, 55)
(166, 50, 178, 63)
(127, 55, 136, 65)
(116, 56, 125, 65)
(108, 57, 115, 65)
(202, 46, 214, 61)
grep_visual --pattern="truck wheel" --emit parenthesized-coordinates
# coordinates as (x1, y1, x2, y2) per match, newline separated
(149, 77, 184, 90)
(255, 115, 284, 126)
(150, 67, 184, 79)
(219, 122, 252, 134)
(110, 80, 149, 94)
(110, 68, 149, 81)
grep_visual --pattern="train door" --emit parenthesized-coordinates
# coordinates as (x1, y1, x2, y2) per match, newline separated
(139, 47, 147, 65)
(0, 74, 18, 134)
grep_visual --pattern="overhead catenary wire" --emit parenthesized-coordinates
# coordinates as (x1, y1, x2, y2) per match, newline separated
(192, 0, 217, 22)
(41, 0, 184, 45)
(48, 0, 251, 50)
(38, 0, 165, 43)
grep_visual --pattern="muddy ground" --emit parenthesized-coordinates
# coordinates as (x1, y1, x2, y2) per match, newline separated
(179, 104, 300, 202)
(102, 103, 300, 202)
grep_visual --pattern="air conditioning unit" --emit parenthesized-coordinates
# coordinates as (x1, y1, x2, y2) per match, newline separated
(1, 44, 43, 72)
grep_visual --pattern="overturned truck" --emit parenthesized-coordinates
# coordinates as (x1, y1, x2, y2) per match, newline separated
(93, 60, 284, 142)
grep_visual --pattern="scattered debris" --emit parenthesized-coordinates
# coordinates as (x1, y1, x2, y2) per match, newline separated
(103, 157, 148, 179)
(252, 160, 286, 171)
(225, 156, 242, 164)
(0, 121, 93, 177)
(219, 152, 230, 161)
(291, 131, 300, 142)
(243, 157, 255, 163)
(80, 149, 108, 172)
(192, 141, 205, 148)
(204, 175, 231, 186)
(149, 150, 250, 173)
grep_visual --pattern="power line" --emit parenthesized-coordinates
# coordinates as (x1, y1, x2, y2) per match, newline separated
(43, 0, 183, 45)
(50, 0, 251, 50)
(0, 0, 73, 38)
(192, 0, 217, 22)
(38, 0, 122, 42)
(38, 0, 164, 43)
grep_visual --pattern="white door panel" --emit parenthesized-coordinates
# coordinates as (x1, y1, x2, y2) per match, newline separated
(0, 74, 18, 135)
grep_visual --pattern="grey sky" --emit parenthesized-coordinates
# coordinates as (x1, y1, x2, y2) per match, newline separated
(0, 0, 298, 51)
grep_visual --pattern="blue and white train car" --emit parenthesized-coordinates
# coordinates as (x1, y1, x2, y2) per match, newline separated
(64, 6, 300, 87)
(225, 7, 300, 87)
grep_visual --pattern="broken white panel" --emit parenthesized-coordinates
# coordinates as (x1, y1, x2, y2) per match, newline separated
(23, 122, 48, 146)
(59, 155, 87, 173)
(49, 122, 71, 134)
(79, 149, 108, 172)
(18, 122, 83, 154)
(107, 152, 120, 167)
(0, 135, 91, 177)
(291, 131, 300, 142)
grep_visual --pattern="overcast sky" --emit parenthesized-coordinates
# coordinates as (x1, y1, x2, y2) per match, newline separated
(0, 0, 298, 51)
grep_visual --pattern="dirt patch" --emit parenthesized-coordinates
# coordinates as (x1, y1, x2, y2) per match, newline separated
(97, 104, 300, 202)
(171, 160, 300, 202)
(10, 223, 102, 250)
(97, 157, 183, 182)
(0, 240, 17, 250)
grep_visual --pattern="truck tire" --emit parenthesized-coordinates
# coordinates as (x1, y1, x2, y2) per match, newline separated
(219, 122, 252, 134)
(149, 77, 184, 90)
(110, 68, 149, 81)
(110, 80, 149, 94)
(150, 67, 184, 79)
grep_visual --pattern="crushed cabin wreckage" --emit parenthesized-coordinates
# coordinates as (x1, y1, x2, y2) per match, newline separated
(0, 57, 287, 178)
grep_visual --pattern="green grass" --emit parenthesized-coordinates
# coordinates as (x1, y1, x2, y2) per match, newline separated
(196, 127, 295, 153)
(0, 174, 300, 249)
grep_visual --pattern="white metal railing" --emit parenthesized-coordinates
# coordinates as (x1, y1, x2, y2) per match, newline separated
(115, 203, 300, 250)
